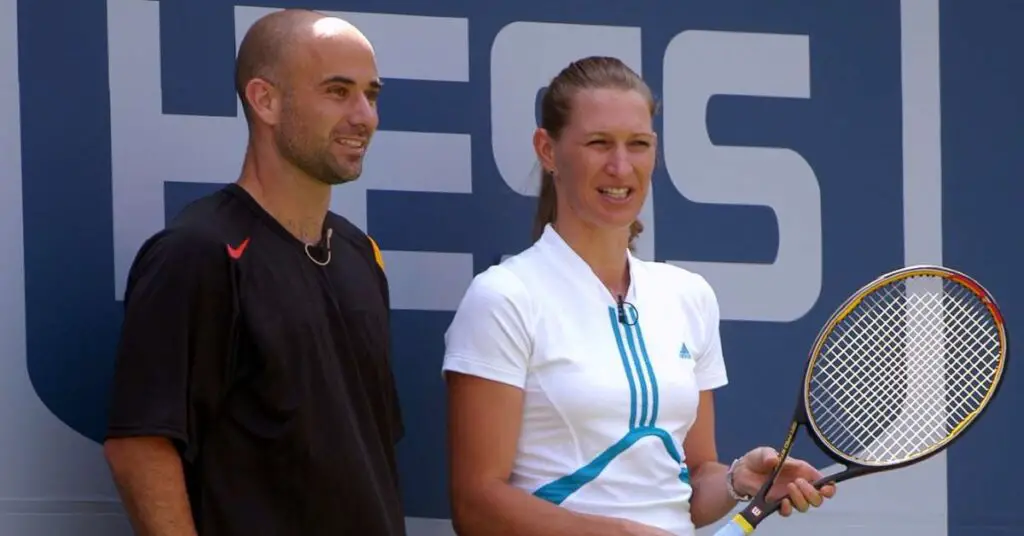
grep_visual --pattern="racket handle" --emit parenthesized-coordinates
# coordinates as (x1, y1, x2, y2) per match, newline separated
(712, 515, 755, 536)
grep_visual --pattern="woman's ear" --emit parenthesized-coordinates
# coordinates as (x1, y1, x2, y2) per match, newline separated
(533, 128, 556, 174)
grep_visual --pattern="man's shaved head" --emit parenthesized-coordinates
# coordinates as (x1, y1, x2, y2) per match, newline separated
(234, 8, 381, 186)
(234, 9, 372, 123)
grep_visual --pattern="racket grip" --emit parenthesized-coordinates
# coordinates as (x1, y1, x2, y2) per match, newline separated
(712, 515, 755, 536)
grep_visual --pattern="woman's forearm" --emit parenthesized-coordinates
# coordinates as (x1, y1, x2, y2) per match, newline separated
(452, 479, 634, 536)
(687, 462, 739, 528)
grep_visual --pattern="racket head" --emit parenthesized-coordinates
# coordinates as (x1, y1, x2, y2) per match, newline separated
(801, 264, 1008, 474)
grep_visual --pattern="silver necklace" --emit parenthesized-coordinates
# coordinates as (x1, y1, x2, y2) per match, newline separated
(304, 227, 332, 266)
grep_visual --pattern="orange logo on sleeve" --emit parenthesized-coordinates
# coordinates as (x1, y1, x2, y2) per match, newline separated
(368, 236, 385, 270)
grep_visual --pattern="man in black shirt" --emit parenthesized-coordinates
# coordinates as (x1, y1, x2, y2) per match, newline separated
(103, 9, 405, 535)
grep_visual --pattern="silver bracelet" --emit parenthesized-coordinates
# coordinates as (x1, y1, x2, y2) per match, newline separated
(725, 458, 753, 502)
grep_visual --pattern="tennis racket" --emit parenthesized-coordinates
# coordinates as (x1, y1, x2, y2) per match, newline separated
(714, 264, 1009, 536)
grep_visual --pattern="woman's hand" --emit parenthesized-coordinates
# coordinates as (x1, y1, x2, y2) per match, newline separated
(734, 446, 837, 517)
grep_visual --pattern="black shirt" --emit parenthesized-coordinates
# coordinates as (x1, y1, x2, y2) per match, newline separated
(106, 184, 406, 536)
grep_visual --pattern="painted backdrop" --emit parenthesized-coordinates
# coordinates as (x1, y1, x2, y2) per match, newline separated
(1, 0, 1020, 534)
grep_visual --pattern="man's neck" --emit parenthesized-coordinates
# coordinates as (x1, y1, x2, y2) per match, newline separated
(237, 148, 332, 245)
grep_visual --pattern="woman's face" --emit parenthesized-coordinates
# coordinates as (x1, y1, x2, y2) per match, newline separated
(536, 87, 657, 235)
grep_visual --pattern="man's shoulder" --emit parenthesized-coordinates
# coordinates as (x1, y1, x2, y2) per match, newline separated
(120, 223, 238, 308)
(142, 185, 257, 258)
(326, 211, 384, 271)
(129, 225, 230, 279)
(169, 185, 251, 235)
(130, 188, 248, 279)
(325, 211, 367, 244)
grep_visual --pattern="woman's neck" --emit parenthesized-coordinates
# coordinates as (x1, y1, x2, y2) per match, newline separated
(552, 219, 631, 297)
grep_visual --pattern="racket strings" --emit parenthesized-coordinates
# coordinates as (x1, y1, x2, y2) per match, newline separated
(806, 276, 1002, 465)
(845, 282, 996, 459)
(811, 288, 916, 458)
(940, 284, 1002, 422)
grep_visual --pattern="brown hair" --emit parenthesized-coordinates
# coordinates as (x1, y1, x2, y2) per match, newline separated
(531, 56, 657, 250)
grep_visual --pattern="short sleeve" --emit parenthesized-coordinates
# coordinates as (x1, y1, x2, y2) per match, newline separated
(366, 235, 404, 443)
(441, 266, 533, 389)
(692, 275, 729, 391)
(105, 228, 235, 462)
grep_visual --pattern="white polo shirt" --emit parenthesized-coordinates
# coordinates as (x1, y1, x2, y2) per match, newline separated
(441, 224, 729, 535)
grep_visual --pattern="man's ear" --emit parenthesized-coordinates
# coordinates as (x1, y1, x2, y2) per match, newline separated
(244, 77, 282, 126)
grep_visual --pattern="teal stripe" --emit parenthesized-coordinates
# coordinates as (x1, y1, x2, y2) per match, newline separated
(533, 427, 683, 505)
(623, 323, 649, 428)
(532, 308, 683, 506)
(630, 319, 660, 427)
(608, 307, 637, 429)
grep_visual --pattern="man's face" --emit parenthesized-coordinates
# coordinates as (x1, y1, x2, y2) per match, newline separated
(275, 23, 381, 186)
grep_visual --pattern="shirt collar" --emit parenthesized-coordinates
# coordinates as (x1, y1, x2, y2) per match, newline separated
(534, 223, 639, 302)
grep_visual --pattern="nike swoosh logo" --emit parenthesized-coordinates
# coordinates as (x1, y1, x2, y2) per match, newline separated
(226, 237, 250, 260)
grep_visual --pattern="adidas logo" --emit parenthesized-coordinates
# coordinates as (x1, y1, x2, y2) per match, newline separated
(679, 343, 691, 359)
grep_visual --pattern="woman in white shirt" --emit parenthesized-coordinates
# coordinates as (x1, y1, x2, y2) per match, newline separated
(441, 55, 836, 536)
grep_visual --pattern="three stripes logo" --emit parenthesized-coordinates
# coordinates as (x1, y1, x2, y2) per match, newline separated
(679, 343, 692, 360)
(531, 306, 693, 504)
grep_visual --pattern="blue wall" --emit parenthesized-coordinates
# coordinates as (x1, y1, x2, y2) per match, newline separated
(4, 0, 1021, 534)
